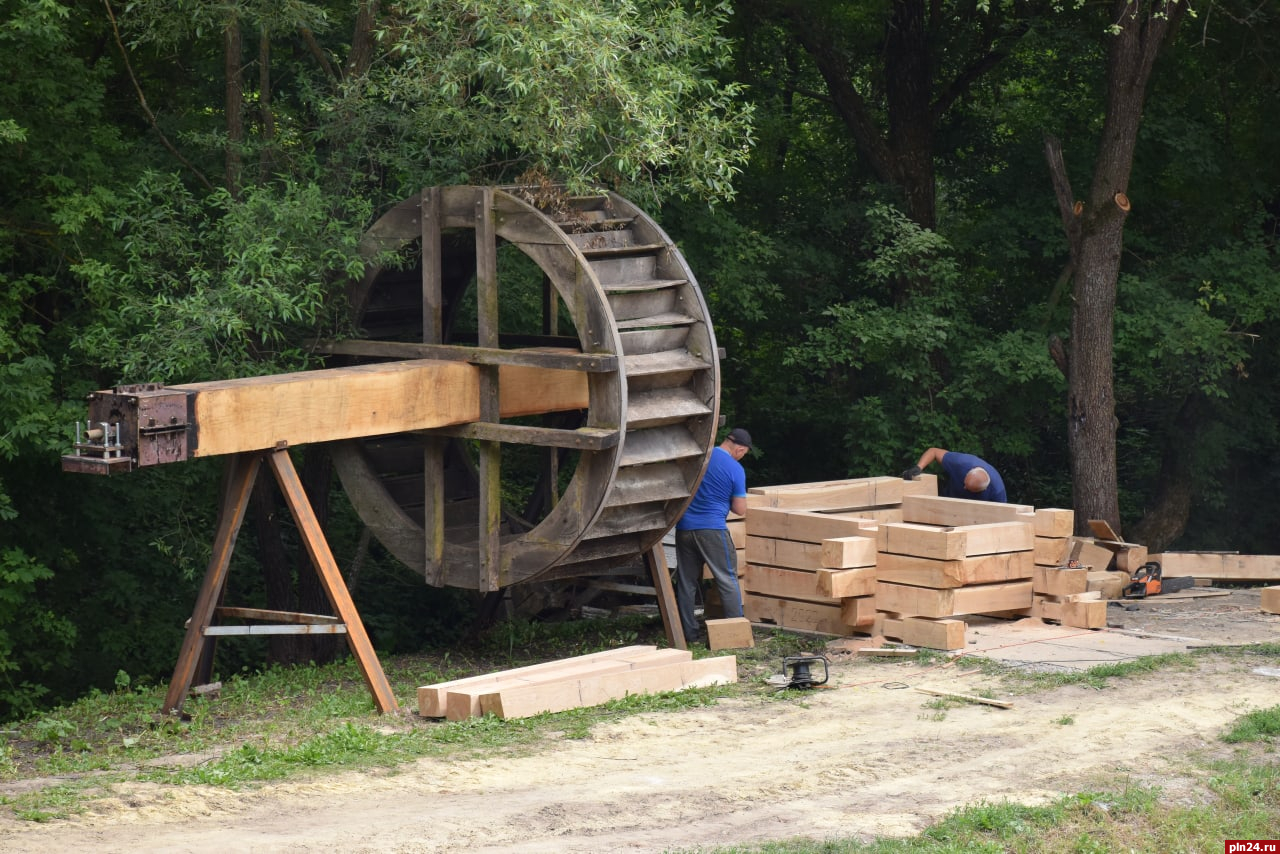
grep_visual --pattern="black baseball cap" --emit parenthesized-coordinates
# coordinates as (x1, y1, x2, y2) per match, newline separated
(727, 427, 752, 449)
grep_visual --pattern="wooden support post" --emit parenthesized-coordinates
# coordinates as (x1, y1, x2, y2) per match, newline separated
(646, 544, 687, 650)
(162, 450, 399, 717)
(421, 187, 446, 586)
(162, 453, 260, 716)
(268, 449, 398, 713)
(476, 189, 502, 592)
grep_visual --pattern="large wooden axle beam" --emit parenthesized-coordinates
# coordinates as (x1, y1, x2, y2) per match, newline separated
(63, 355, 600, 474)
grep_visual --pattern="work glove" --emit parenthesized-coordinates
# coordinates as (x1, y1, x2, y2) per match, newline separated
(902, 465, 922, 480)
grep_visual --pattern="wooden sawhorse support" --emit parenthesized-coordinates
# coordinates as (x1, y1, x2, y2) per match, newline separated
(162, 448, 398, 716)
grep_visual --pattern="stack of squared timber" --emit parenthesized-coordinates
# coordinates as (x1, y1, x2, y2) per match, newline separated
(1031, 562, 1106, 628)
(417, 645, 737, 720)
(872, 495, 1041, 649)
(737, 475, 937, 635)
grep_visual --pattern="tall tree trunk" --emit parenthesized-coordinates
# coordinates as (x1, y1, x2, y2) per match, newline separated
(1045, 0, 1185, 536)
(224, 9, 244, 197)
(258, 28, 275, 178)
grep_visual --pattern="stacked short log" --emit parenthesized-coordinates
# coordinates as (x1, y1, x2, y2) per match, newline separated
(740, 514, 878, 636)
(1031, 564, 1107, 628)
(417, 645, 737, 720)
(1087, 520, 1149, 573)
(738, 475, 931, 635)
(874, 505, 1036, 648)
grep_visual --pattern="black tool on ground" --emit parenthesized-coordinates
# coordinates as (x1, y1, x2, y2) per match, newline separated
(766, 654, 830, 689)
(1122, 561, 1195, 599)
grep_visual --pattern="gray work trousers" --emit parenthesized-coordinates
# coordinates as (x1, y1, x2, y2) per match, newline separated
(673, 528, 744, 639)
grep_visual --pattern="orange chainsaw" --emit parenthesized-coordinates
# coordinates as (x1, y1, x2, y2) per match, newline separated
(1122, 561, 1195, 599)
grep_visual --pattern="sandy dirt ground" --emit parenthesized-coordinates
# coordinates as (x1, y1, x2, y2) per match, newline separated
(2, 590, 1277, 854)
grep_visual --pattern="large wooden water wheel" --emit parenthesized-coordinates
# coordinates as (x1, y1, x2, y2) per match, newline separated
(323, 186, 721, 592)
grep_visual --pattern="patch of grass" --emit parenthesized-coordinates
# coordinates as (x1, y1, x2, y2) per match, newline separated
(1008, 652, 1198, 691)
(682, 766, 1280, 853)
(1055, 714, 1075, 726)
(1221, 705, 1280, 744)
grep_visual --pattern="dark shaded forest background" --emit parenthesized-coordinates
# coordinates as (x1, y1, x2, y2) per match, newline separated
(3, 0, 1278, 719)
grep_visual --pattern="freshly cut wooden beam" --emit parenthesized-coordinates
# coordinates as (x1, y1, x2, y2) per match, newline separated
(1112, 545, 1149, 573)
(744, 593, 855, 636)
(740, 563, 833, 604)
(180, 360, 589, 458)
(1034, 508, 1074, 538)
(840, 595, 877, 627)
(417, 644, 656, 716)
(1068, 537, 1116, 572)
(445, 649, 691, 720)
(901, 495, 1035, 526)
(1087, 570, 1127, 600)
(1034, 536, 1071, 566)
(1032, 565, 1088, 597)
(745, 507, 878, 543)
(478, 655, 738, 719)
(820, 536, 877, 569)
(747, 475, 909, 510)
(1032, 595, 1106, 628)
(875, 580, 1033, 618)
(817, 567, 876, 598)
(706, 617, 754, 650)
(875, 614, 966, 650)
(1150, 552, 1280, 582)
(877, 521, 1033, 560)
(745, 536, 825, 570)
(876, 551, 1033, 589)
(1262, 586, 1280, 615)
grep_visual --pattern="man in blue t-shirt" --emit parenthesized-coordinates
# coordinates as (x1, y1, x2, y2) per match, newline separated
(674, 427, 752, 644)
(904, 447, 1007, 503)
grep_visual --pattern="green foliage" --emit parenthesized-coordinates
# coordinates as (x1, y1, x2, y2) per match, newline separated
(1221, 705, 1280, 744)
(72, 174, 369, 383)
(355, 0, 754, 204)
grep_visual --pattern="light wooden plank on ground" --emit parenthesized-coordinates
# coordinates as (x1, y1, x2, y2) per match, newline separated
(876, 550, 1033, 589)
(1261, 587, 1280, 614)
(707, 617, 754, 650)
(442, 648, 688, 720)
(417, 644, 657, 716)
(1150, 552, 1280, 582)
(875, 580, 1034, 619)
(478, 654, 737, 719)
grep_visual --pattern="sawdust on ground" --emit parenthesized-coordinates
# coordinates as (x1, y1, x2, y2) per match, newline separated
(1, 592, 1277, 854)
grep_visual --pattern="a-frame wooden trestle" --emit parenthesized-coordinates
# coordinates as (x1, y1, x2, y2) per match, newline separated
(162, 448, 398, 717)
